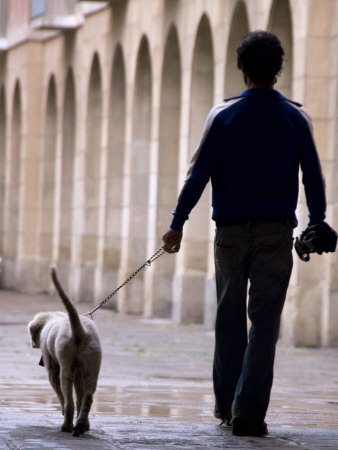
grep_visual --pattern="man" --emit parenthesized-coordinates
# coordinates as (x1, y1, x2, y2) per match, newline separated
(162, 31, 327, 436)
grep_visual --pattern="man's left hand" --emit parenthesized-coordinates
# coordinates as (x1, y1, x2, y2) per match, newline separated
(162, 229, 183, 253)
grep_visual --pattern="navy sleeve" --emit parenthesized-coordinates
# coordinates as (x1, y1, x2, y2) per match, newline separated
(170, 111, 224, 231)
(298, 112, 326, 225)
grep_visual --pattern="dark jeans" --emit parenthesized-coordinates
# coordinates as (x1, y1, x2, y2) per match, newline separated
(213, 220, 293, 422)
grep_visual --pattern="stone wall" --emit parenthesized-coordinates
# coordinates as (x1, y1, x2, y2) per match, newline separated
(0, 0, 337, 346)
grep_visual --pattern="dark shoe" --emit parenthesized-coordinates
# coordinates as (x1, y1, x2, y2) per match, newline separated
(231, 416, 268, 436)
(214, 408, 232, 426)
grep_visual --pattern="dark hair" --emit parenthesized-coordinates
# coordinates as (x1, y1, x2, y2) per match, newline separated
(237, 31, 284, 85)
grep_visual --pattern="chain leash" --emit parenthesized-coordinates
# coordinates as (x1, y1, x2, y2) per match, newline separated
(83, 245, 165, 318)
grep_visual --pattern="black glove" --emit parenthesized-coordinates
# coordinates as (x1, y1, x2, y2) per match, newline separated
(295, 222, 337, 262)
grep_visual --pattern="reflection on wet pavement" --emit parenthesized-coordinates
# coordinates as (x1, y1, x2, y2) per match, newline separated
(95, 385, 214, 420)
(2, 376, 338, 431)
(1, 381, 215, 421)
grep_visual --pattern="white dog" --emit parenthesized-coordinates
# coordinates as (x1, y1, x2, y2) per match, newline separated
(28, 268, 102, 437)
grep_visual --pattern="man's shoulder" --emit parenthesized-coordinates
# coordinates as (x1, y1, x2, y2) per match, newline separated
(212, 97, 245, 112)
(207, 98, 241, 125)
(207, 98, 245, 121)
(223, 94, 246, 103)
(279, 97, 313, 133)
(281, 98, 303, 108)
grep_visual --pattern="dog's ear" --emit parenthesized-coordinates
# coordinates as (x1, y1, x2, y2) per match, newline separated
(28, 314, 47, 348)
(28, 321, 42, 348)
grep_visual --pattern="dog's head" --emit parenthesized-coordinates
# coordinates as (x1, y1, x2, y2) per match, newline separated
(28, 312, 54, 348)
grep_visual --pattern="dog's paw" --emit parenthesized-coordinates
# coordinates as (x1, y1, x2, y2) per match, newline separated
(61, 423, 73, 433)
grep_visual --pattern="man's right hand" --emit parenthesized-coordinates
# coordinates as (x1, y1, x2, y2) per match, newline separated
(162, 228, 183, 254)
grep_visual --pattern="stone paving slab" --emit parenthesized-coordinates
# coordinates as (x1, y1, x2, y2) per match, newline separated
(0, 290, 338, 449)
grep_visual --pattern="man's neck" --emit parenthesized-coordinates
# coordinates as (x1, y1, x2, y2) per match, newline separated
(247, 80, 274, 89)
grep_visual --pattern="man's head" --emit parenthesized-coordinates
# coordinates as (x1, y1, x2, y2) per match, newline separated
(237, 31, 284, 87)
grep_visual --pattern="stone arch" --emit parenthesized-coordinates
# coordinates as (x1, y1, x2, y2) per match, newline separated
(126, 35, 152, 313)
(58, 68, 76, 283)
(153, 24, 181, 318)
(4, 80, 22, 287)
(224, 0, 249, 98)
(183, 14, 214, 323)
(0, 85, 6, 261)
(81, 53, 103, 301)
(39, 75, 57, 288)
(102, 44, 126, 301)
(268, 0, 293, 98)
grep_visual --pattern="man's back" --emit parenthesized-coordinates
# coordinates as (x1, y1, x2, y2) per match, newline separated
(173, 87, 326, 230)
(210, 88, 321, 225)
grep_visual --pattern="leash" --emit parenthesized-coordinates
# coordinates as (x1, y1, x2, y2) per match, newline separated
(83, 245, 165, 318)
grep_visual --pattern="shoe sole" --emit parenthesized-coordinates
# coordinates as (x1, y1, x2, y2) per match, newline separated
(232, 418, 268, 437)
(232, 428, 268, 437)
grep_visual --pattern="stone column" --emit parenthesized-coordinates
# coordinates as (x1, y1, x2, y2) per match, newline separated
(16, 41, 44, 292)
(283, 0, 338, 346)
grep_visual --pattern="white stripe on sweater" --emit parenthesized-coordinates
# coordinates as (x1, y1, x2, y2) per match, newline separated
(185, 98, 244, 181)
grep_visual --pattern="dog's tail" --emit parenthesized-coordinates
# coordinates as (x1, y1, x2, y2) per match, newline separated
(50, 267, 85, 345)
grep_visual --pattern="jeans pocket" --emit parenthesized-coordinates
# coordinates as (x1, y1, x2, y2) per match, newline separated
(252, 229, 293, 287)
(215, 238, 240, 273)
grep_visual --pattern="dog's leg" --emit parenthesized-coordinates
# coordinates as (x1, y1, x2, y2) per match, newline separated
(74, 370, 84, 417)
(73, 391, 93, 437)
(73, 370, 99, 437)
(47, 359, 64, 415)
(60, 369, 75, 433)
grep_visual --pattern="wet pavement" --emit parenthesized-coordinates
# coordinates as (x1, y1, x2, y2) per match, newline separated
(0, 290, 338, 449)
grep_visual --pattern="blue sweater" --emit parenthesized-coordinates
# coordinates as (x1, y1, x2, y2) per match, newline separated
(170, 88, 326, 231)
